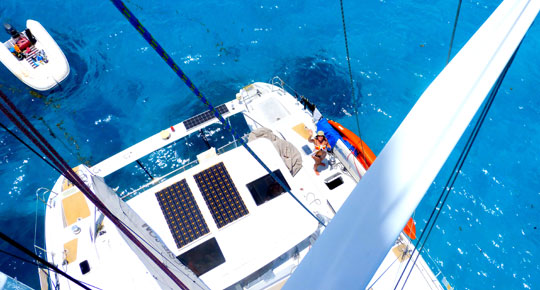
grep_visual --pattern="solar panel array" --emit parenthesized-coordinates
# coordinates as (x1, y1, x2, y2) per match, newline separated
(155, 179, 210, 248)
(194, 162, 249, 228)
(183, 104, 229, 130)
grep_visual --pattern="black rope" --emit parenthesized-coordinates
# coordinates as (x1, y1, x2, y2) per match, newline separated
(339, 0, 368, 167)
(0, 121, 61, 174)
(366, 255, 399, 289)
(109, 0, 326, 227)
(396, 44, 520, 290)
(0, 89, 191, 289)
(0, 248, 103, 290)
(447, 0, 463, 64)
(0, 231, 91, 290)
(136, 159, 154, 180)
(0, 248, 41, 267)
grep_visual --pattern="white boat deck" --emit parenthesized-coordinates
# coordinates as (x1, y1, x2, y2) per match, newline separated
(43, 82, 446, 290)
(43, 169, 163, 290)
(129, 138, 319, 289)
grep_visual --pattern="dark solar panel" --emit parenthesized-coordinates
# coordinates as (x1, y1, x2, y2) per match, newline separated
(183, 104, 229, 130)
(155, 179, 210, 248)
(194, 162, 249, 228)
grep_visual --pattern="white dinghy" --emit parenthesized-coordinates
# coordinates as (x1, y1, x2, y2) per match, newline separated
(0, 20, 69, 91)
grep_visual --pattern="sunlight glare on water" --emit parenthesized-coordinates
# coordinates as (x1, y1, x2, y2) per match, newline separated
(0, 0, 538, 289)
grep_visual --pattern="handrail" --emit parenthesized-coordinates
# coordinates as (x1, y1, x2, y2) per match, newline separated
(36, 187, 58, 208)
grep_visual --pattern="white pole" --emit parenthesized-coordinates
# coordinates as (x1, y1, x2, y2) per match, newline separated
(284, 0, 540, 289)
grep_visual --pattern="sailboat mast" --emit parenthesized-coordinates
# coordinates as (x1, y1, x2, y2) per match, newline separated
(284, 0, 540, 289)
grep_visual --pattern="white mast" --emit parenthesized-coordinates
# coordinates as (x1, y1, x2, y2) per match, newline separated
(284, 0, 540, 289)
(90, 174, 210, 290)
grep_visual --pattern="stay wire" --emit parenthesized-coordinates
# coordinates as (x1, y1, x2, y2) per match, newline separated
(0, 248, 103, 290)
(339, 0, 368, 168)
(0, 248, 41, 268)
(0, 231, 92, 290)
(33, 191, 39, 255)
(446, 0, 463, 64)
(366, 255, 399, 289)
(0, 90, 191, 289)
(109, 0, 326, 227)
(0, 121, 61, 174)
(395, 43, 519, 290)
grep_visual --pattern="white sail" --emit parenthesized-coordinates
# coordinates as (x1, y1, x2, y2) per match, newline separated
(90, 174, 210, 290)
(284, 0, 540, 289)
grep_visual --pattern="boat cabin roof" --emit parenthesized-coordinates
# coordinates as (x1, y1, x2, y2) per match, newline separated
(127, 137, 319, 289)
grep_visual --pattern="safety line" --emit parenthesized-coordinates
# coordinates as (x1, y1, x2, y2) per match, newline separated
(339, 0, 369, 167)
(0, 90, 191, 290)
(0, 231, 92, 290)
(395, 43, 520, 290)
(447, 0, 463, 64)
(0, 121, 60, 174)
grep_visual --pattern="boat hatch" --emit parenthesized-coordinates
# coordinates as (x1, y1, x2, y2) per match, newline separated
(177, 237, 225, 276)
(324, 173, 344, 190)
(79, 260, 90, 275)
(63, 238, 78, 264)
(193, 162, 249, 228)
(61, 191, 90, 227)
(252, 97, 290, 123)
(155, 179, 210, 248)
(246, 169, 289, 206)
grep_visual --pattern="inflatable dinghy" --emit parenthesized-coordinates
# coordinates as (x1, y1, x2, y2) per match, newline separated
(0, 20, 69, 91)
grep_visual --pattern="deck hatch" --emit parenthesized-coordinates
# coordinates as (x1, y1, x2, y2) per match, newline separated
(194, 162, 249, 228)
(155, 179, 210, 248)
(183, 104, 229, 130)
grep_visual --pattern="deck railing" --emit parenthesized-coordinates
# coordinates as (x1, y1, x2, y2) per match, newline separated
(120, 134, 248, 201)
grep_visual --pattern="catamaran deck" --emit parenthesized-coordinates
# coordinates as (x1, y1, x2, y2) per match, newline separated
(43, 81, 446, 290)
(128, 138, 320, 289)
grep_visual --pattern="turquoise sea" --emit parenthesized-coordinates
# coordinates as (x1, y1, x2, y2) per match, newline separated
(0, 0, 538, 289)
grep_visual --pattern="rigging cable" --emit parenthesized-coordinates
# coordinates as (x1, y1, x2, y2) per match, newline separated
(108, 0, 326, 227)
(0, 121, 60, 174)
(446, 0, 463, 64)
(0, 231, 92, 290)
(0, 91, 191, 290)
(395, 41, 521, 290)
(0, 247, 103, 290)
(393, 1, 464, 287)
(0, 92, 205, 285)
(338, 0, 368, 167)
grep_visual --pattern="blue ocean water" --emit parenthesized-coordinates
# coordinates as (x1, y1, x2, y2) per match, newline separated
(0, 0, 538, 289)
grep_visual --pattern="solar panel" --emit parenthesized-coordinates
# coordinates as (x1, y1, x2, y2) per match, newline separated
(194, 162, 249, 228)
(155, 179, 210, 248)
(183, 104, 229, 130)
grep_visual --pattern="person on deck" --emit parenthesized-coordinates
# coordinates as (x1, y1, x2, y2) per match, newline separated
(308, 130, 330, 175)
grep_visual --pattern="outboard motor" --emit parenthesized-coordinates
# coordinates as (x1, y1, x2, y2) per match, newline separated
(4, 23, 20, 38)
(24, 29, 37, 44)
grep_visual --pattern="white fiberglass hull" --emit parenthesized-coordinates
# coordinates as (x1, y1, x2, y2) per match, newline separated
(0, 20, 69, 91)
